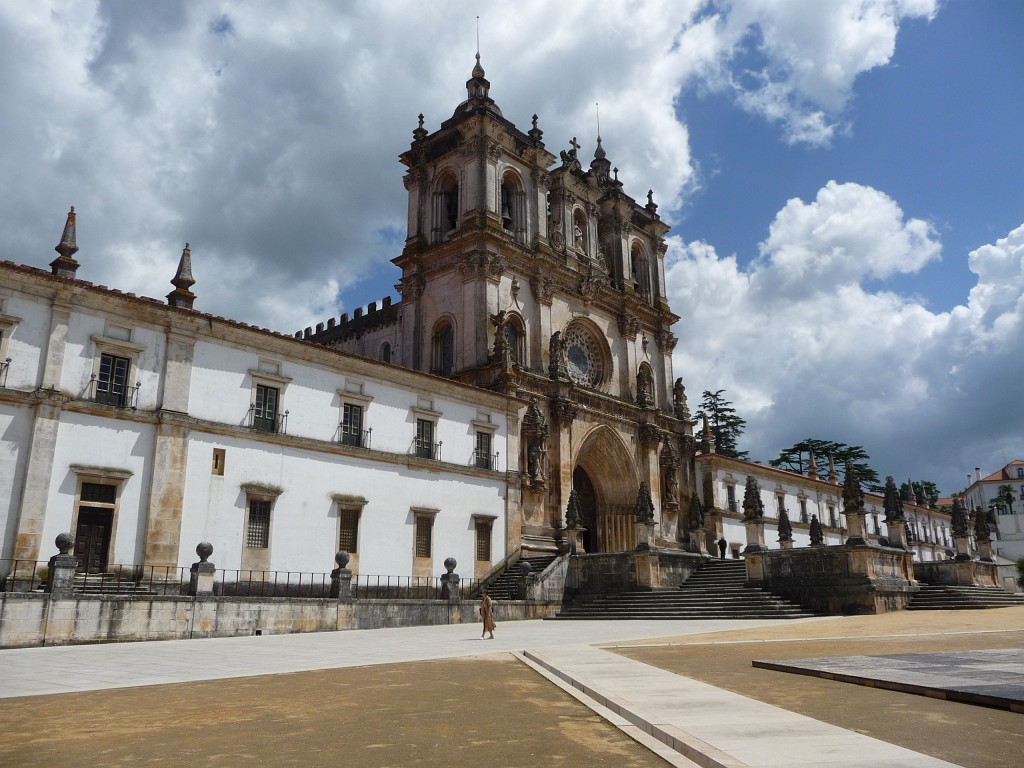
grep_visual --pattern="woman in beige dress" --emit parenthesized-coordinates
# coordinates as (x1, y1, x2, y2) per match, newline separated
(480, 590, 496, 639)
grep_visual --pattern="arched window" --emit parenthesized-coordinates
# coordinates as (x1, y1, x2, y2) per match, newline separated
(500, 171, 525, 239)
(631, 244, 651, 298)
(431, 321, 455, 377)
(506, 315, 526, 367)
(433, 172, 459, 242)
(379, 342, 391, 363)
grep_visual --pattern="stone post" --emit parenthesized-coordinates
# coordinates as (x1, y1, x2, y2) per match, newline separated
(188, 542, 216, 596)
(330, 551, 354, 600)
(439, 556, 461, 603)
(45, 533, 78, 598)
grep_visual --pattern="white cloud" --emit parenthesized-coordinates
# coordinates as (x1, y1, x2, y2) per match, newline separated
(711, 0, 938, 144)
(669, 192, 1024, 494)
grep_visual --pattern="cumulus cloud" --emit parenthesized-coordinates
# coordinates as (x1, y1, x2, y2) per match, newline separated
(668, 184, 1024, 494)
(709, 0, 938, 144)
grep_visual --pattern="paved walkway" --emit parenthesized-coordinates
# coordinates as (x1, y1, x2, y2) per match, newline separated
(0, 614, 993, 767)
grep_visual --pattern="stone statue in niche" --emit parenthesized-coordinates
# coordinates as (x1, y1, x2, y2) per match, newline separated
(673, 377, 690, 420)
(527, 439, 547, 485)
(548, 331, 567, 380)
(521, 399, 550, 490)
(573, 222, 584, 251)
(490, 310, 509, 359)
(636, 366, 654, 408)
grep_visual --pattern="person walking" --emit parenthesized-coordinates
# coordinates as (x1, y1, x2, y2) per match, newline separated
(717, 537, 727, 559)
(480, 589, 496, 639)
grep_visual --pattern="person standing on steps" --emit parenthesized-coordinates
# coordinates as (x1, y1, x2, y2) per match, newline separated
(717, 537, 727, 559)
(480, 589, 496, 639)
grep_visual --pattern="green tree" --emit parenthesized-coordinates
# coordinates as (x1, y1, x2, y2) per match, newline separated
(769, 439, 880, 491)
(695, 389, 748, 460)
(997, 484, 1016, 516)
(899, 480, 941, 508)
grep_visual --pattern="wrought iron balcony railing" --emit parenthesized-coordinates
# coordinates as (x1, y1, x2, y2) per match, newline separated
(87, 374, 141, 409)
(474, 450, 500, 471)
(413, 438, 442, 461)
(339, 425, 371, 449)
(247, 405, 288, 434)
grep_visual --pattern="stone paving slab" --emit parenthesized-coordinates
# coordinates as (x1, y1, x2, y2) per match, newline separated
(753, 648, 1024, 713)
(524, 643, 962, 768)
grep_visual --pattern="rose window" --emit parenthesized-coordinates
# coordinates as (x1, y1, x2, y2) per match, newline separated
(563, 327, 602, 388)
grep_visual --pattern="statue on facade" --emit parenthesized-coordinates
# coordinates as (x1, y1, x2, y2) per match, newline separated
(521, 399, 549, 489)
(489, 309, 512, 369)
(636, 366, 654, 408)
(672, 377, 690, 421)
(548, 331, 567, 380)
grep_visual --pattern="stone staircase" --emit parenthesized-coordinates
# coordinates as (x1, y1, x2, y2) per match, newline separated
(907, 584, 1024, 610)
(482, 555, 558, 600)
(73, 572, 161, 596)
(555, 558, 815, 620)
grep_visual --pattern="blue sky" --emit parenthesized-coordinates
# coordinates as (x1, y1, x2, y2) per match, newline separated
(0, 0, 1021, 495)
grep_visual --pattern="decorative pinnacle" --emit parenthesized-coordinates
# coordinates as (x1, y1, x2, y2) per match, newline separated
(54, 206, 79, 259)
(171, 243, 195, 290)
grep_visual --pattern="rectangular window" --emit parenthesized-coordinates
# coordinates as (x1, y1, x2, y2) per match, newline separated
(95, 352, 130, 407)
(726, 485, 736, 513)
(341, 403, 364, 447)
(475, 521, 492, 561)
(246, 499, 271, 548)
(253, 384, 279, 433)
(828, 504, 836, 527)
(212, 448, 226, 476)
(415, 515, 433, 558)
(415, 418, 435, 459)
(776, 494, 785, 516)
(475, 431, 492, 469)
(799, 498, 808, 523)
(81, 482, 117, 504)
(338, 509, 359, 553)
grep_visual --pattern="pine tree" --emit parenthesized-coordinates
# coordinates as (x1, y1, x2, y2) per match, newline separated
(695, 389, 748, 460)
(770, 439, 880, 491)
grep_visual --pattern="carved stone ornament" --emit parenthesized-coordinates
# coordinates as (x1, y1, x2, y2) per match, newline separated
(532, 273, 554, 305)
(578, 261, 602, 303)
(565, 489, 585, 530)
(974, 505, 992, 542)
(550, 229, 565, 252)
(548, 331, 568, 380)
(639, 422, 661, 449)
(488, 142, 504, 161)
(617, 314, 639, 340)
(672, 377, 690, 421)
(521, 399, 549, 489)
(551, 397, 578, 426)
(656, 330, 677, 353)
(399, 273, 425, 302)
(636, 366, 654, 408)
(688, 494, 704, 531)
(777, 508, 793, 542)
(484, 252, 506, 281)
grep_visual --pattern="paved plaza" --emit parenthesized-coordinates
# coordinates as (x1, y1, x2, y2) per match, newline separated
(1, 608, 1023, 767)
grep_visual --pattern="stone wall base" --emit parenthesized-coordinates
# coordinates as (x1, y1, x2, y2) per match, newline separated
(563, 550, 703, 598)
(744, 544, 918, 615)
(914, 559, 999, 588)
(0, 593, 560, 649)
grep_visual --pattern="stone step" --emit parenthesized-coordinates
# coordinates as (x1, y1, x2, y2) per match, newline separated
(908, 584, 1024, 610)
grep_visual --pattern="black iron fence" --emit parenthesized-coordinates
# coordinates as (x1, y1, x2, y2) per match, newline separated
(352, 574, 480, 600)
(86, 375, 141, 409)
(0, 357, 10, 388)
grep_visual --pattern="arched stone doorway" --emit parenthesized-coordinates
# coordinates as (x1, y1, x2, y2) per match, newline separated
(572, 426, 639, 553)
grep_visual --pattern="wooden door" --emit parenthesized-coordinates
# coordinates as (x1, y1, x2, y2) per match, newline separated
(74, 507, 112, 573)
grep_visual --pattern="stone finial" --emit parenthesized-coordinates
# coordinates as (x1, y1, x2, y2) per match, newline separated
(167, 243, 196, 309)
(195, 541, 213, 562)
(413, 113, 428, 140)
(443, 556, 457, 573)
(777, 507, 793, 542)
(50, 206, 81, 278)
(974, 505, 992, 543)
(807, 447, 818, 479)
(565, 488, 584, 529)
(882, 476, 904, 522)
(742, 475, 765, 521)
(55, 532, 74, 555)
(950, 496, 969, 539)
(528, 113, 543, 143)
(634, 482, 655, 524)
(335, 551, 351, 569)
(688, 493, 705, 531)
(809, 514, 824, 545)
(646, 189, 658, 215)
(827, 452, 838, 484)
(841, 462, 864, 514)
(699, 414, 716, 454)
